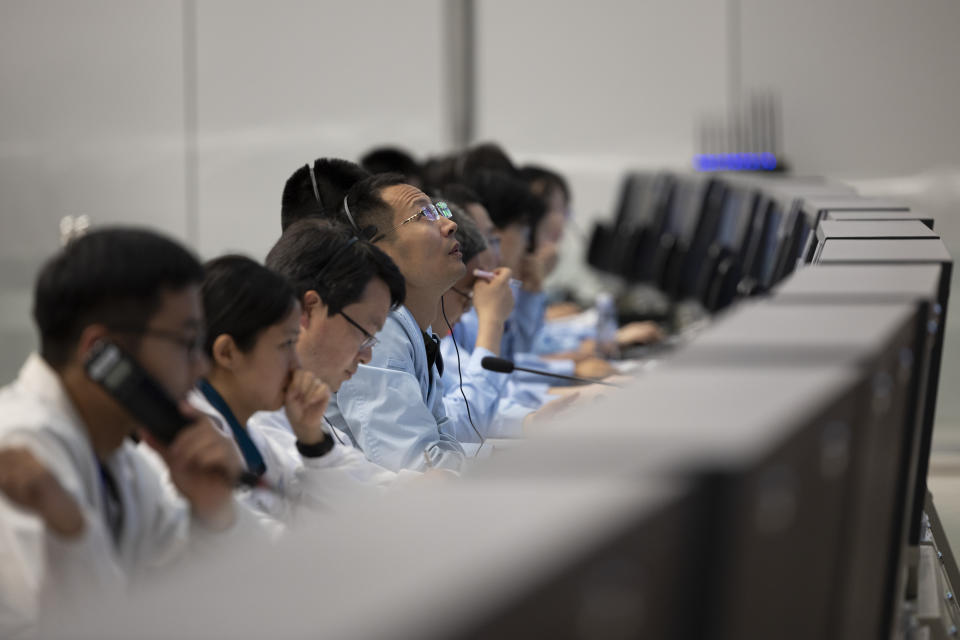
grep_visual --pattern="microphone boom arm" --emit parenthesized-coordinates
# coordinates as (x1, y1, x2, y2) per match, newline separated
(512, 365, 622, 388)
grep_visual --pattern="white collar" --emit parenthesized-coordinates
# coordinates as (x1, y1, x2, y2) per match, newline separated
(393, 305, 434, 337)
(17, 353, 88, 436)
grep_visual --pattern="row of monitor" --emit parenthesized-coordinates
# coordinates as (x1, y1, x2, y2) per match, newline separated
(586, 171, 937, 315)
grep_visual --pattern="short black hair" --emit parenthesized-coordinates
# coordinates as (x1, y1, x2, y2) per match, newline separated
(33, 227, 204, 368)
(420, 155, 460, 191)
(265, 219, 405, 314)
(519, 164, 571, 205)
(436, 183, 482, 210)
(340, 172, 408, 241)
(421, 143, 515, 191)
(467, 170, 546, 232)
(360, 146, 421, 184)
(280, 158, 370, 232)
(460, 142, 518, 179)
(201, 255, 297, 356)
(447, 202, 487, 265)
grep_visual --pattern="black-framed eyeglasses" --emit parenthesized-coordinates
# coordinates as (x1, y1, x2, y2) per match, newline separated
(338, 310, 379, 351)
(372, 201, 453, 243)
(110, 326, 206, 358)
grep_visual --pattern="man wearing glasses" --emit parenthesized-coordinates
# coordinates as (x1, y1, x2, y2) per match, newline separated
(0, 228, 247, 636)
(253, 219, 421, 493)
(319, 170, 469, 472)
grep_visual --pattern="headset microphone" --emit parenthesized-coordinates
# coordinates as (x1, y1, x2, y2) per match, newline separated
(480, 356, 621, 388)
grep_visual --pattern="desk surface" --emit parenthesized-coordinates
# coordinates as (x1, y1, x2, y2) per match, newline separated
(772, 264, 941, 302)
(818, 238, 951, 264)
(801, 195, 909, 214)
(826, 210, 935, 228)
(680, 300, 917, 352)
(818, 219, 937, 239)
(477, 364, 862, 479)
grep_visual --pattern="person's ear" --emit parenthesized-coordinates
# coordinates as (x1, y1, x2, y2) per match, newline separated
(75, 324, 110, 363)
(301, 290, 329, 328)
(210, 334, 240, 370)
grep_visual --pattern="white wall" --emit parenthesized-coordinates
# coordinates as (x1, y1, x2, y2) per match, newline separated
(477, 0, 729, 162)
(0, 1, 189, 253)
(476, 0, 728, 218)
(0, 0, 188, 379)
(739, 0, 960, 178)
(193, 0, 447, 261)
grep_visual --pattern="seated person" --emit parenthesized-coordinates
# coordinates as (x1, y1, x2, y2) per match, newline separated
(193, 252, 404, 525)
(466, 170, 548, 358)
(445, 177, 616, 382)
(520, 164, 664, 356)
(0, 228, 245, 635)
(280, 157, 370, 231)
(420, 141, 520, 193)
(438, 183, 501, 257)
(280, 161, 466, 472)
(431, 205, 531, 441)
(359, 146, 423, 189)
(520, 164, 570, 283)
(257, 220, 421, 475)
(435, 206, 576, 441)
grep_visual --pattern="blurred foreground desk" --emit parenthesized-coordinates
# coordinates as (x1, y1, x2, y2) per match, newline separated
(770, 262, 958, 639)
(480, 365, 863, 640)
(60, 477, 703, 640)
(666, 301, 922, 639)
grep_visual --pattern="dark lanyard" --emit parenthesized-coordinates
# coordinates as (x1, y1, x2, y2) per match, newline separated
(197, 379, 267, 478)
(97, 461, 123, 548)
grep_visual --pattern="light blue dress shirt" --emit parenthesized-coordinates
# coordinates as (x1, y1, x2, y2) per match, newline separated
(326, 306, 465, 473)
(451, 283, 576, 385)
(502, 285, 547, 359)
(438, 338, 538, 440)
(532, 312, 598, 355)
(452, 284, 545, 361)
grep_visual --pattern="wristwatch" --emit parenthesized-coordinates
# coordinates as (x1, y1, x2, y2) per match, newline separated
(296, 433, 335, 458)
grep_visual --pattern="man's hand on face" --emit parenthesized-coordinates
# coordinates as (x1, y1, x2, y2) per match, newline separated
(0, 447, 84, 537)
(141, 404, 243, 531)
(284, 369, 331, 446)
(472, 267, 515, 324)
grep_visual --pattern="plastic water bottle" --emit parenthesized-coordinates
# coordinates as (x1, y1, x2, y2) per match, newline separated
(595, 292, 619, 358)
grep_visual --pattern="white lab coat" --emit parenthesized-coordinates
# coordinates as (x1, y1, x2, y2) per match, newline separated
(189, 390, 410, 525)
(0, 355, 212, 636)
(249, 407, 420, 488)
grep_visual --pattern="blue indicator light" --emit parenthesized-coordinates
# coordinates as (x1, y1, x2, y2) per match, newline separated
(693, 152, 779, 172)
